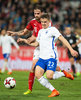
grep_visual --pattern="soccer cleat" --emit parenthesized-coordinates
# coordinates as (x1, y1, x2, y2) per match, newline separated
(48, 89, 60, 97)
(62, 70, 74, 80)
(23, 89, 32, 95)
(7, 72, 12, 75)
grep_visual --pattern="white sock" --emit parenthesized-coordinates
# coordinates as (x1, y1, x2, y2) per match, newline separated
(53, 71, 65, 79)
(76, 63, 80, 73)
(7, 62, 12, 72)
(38, 76, 55, 91)
(1, 61, 7, 73)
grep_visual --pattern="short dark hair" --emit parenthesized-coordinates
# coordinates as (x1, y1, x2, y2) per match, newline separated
(41, 13, 50, 20)
(34, 5, 43, 12)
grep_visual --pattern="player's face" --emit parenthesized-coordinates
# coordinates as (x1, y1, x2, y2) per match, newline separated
(1, 30, 6, 36)
(65, 27, 71, 35)
(34, 9, 42, 20)
(41, 18, 50, 29)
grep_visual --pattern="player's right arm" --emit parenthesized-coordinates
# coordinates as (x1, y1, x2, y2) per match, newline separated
(7, 29, 30, 36)
(17, 38, 39, 47)
(7, 20, 33, 36)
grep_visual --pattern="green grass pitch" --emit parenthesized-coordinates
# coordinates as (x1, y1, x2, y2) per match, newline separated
(0, 71, 81, 100)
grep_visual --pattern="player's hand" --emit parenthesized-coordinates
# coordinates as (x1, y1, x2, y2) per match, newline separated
(28, 35, 36, 43)
(71, 49, 78, 57)
(17, 38, 23, 43)
(7, 31, 16, 36)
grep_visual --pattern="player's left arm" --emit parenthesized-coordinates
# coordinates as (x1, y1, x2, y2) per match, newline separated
(10, 36, 20, 50)
(27, 35, 36, 43)
(7, 30, 24, 36)
(17, 38, 39, 47)
(29, 41, 39, 47)
(59, 35, 78, 57)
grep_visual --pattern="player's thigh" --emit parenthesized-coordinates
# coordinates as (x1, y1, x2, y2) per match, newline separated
(46, 58, 57, 79)
(4, 58, 8, 62)
(31, 59, 38, 71)
(35, 65, 44, 79)
(75, 54, 81, 63)
(69, 57, 74, 65)
(46, 70, 54, 79)
(79, 58, 81, 64)
(32, 48, 39, 71)
(56, 66, 60, 71)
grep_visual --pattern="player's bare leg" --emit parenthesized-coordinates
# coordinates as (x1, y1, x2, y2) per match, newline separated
(24, 59, 38, 95)
(7, 59, 12, 75)
(69, 57, 76, 77)
(1, 59, 8, 74)
(35, 66, 59, 97)
(56, 66, 74, 80)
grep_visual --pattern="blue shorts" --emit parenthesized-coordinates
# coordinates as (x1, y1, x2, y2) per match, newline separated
(3, 53, 10, 59)
(35, 58, 57, 72)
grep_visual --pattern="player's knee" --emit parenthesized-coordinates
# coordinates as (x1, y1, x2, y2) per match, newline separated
(35, 73, 39, 79)
(31, 63, 36, 72)
(35, 71, 41, 79)
(46, 74, 53, 80)
(31, 65, 35, 72)
(4, 59, 8, 62)
(56, 66, 61, 71)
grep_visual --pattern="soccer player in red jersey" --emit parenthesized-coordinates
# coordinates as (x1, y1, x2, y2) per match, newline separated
(7, 5, 46, 94)
(8, 5, 54, 95)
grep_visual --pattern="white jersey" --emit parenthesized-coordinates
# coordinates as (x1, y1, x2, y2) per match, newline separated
(0, 35, 19, 54)
(33, 21, 52, 60)
(36, 26, 61, 59)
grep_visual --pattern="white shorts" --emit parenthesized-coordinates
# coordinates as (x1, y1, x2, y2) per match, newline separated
(33, 46, 40, 60)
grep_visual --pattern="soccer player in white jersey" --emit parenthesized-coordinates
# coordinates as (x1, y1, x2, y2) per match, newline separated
(18, 13, 78, 97)
(0, 29, 20, 75)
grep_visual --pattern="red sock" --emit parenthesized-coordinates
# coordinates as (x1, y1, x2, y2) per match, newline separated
(28, 72, 35, 91)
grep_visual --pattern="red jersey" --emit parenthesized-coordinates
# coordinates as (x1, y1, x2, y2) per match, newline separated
(26, 18, 42, 37)
(26, 18, 53, 37)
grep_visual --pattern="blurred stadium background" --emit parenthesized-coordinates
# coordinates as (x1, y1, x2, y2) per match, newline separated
(0, 0, 81, 71)
(0, 0, 81, 100)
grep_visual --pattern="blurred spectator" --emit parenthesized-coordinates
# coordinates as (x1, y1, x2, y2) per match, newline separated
(0, 0, 81, 44)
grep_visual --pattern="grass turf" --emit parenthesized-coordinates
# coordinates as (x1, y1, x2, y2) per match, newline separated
(0, 71, 81, 100)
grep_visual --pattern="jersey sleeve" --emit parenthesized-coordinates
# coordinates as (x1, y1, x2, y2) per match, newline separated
(26, 21, 33, 31)
(52, 27, 61, 38)
(10, 36, 19, 49)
